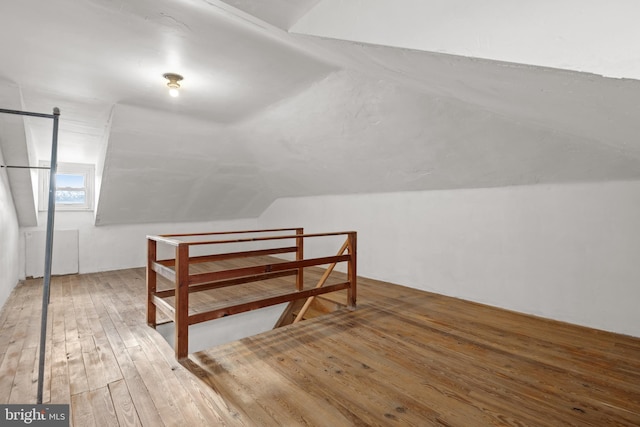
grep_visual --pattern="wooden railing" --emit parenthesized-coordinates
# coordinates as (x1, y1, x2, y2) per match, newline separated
(146, 228, 357, 359)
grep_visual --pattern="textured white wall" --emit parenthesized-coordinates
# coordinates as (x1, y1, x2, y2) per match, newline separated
(25, 230, 79, 278)
(259, 180, 640, 337)
(0, 149, 20, 309)
(294, 0, 640, 80)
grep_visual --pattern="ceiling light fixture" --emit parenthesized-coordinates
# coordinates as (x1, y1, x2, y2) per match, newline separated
(163, 73, 183, 97)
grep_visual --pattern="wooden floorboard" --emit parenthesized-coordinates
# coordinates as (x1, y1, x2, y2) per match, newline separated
(0, 265, 639, 426)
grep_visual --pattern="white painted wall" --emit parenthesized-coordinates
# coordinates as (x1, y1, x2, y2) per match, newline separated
(19, 213, 259, 277)
(0, 148, 20, 309)
(25, 230, 79, 278)
(259, 180, 640, 338)
(294, 0, 640, 80)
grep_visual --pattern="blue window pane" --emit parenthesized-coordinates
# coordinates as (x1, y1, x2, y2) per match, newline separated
(55, 190, 86, 204)
(54, 173, 86, 205)
(56, 174, 84, 189)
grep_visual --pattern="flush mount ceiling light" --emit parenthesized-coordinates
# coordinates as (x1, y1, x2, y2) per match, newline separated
(163, 73, 183, 97)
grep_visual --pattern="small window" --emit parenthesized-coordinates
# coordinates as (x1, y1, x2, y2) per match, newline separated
(40, 162, 95, 211)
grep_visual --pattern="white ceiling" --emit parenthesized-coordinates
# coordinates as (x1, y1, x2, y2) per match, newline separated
(293, 0, 640, 80)
(1, 0, 639, 226)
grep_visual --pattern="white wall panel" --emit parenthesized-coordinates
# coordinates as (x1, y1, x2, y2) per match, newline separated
(25, 230, 79, 278)
(0, 147, 20, 309)
(259, 180, 640, 337)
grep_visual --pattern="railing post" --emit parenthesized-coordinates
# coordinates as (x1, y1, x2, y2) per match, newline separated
(146, 238, 157, 328)
(296, 228, 304, 291)
(347, 232, 357, 309)
(175, 243, 190, 359)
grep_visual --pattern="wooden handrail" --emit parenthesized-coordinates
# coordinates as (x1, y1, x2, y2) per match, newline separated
(146, 228, 357, 359)
(151, 261, 176, 282)
(153, 294, 176, 319)
(188, 282, 351, 325)
(153, 270, 298, 298)
(159, 227, 303, 238)
(175, 244, 189, 359)
(149, 227, 304, 246)
(188, 255, 351, 286)
(147, 231, 356, 247)
(293, 239, 349, 323)
(156, 246, 298, 267)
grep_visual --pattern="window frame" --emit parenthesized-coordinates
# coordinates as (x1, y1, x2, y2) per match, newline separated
(39, 162, 95, 212)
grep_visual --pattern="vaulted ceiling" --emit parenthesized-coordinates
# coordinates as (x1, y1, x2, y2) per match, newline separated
(1, 0, 639, 226)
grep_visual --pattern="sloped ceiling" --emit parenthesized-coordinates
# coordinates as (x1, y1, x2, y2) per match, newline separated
(292, 0, 640, 80)
(0, 0, 639, 225)
(0, 81, 38, 226)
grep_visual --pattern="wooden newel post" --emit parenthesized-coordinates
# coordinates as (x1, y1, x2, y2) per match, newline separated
(175, 244, 190, 359)
(296, 228, 304, 291)
(146, 238, 157, 328)
(347, 232, 357, 309)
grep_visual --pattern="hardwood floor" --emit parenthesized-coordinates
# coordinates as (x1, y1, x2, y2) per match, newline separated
(1, 267, 639, 426)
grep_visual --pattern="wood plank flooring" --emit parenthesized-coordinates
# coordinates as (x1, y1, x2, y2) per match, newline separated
(0, 266, 639, 426)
